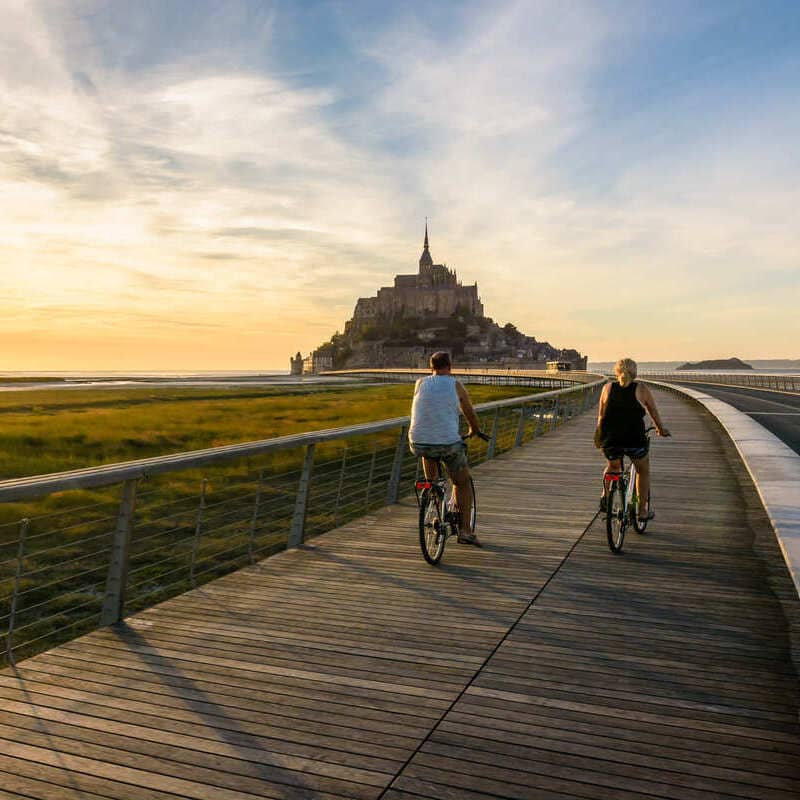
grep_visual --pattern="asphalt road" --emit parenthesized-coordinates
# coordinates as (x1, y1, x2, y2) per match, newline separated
(668, 381, 800, 456)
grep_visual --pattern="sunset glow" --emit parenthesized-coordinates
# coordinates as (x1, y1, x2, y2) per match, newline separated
(2, 1, 798, 370)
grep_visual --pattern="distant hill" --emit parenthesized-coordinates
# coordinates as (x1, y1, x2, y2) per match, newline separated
(677, 357, 753, 371)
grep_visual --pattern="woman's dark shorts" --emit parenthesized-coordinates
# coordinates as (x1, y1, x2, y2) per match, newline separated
(603, 440, 650, 461)
(409, 441, 468, 475)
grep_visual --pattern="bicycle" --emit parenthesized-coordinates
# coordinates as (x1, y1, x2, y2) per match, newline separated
(603, 427, 655, 553)
(415, 431, 490, 565)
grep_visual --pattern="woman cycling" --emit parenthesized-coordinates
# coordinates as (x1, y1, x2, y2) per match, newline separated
(596, 358, 670, 521)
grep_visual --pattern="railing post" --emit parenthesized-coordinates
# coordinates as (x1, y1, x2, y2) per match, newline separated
(248, 470, 264, 564)
(100, 479, 138, 626)
(386, 424, 409, 505)
(365, 443, 378, 508)
(514, 404, 526, 447)
(486, 408, 500, 459)
(189, 478, 208, 587)
(333, 445, 348, 524)
(288, 444, 316, 548)
(6, 518, 29, 664)
(533, 404, 543, 438)
(551, 396, 561, 431)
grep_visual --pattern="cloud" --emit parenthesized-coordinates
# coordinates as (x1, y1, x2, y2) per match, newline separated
(0, 3, 417, 365)
(0, 0, 797, 369)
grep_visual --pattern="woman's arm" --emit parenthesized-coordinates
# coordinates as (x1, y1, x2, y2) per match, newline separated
(594, 382, 610, 447)
(637, 384, 671, 436)
(597, 382, 610, 428)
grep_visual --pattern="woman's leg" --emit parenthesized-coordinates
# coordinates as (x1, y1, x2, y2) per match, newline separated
(632, 455, 651, 517)
(601, 458, 622, 508)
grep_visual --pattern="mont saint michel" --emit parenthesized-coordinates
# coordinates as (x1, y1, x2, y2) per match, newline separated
(292, 226, 587, 373)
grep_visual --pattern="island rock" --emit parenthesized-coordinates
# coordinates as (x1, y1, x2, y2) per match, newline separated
(292, 226, 588, 374)
(676, 357, 754, 371)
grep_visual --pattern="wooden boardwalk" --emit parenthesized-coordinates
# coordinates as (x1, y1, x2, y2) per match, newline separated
(0, 390, 798, 799)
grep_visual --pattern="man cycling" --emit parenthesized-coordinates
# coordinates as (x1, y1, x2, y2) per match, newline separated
(409, 351, 484, 546)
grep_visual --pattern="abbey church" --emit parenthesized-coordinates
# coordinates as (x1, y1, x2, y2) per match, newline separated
(347, 224, 483, 332)
(291, 226, 587, 373)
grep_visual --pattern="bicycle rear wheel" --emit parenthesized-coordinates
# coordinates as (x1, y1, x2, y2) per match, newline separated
(419, 489, 446, 565)
(606, 480, 626, 553)
(632, 489, 651, 534)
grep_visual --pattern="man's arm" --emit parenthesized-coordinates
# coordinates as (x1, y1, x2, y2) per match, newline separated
(455, 381, 482, 436)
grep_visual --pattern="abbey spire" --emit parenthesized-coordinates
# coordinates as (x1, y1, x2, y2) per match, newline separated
(419, 220, 433, 271)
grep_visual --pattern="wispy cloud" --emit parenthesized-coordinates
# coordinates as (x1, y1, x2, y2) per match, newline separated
(0, 0, 798, 369)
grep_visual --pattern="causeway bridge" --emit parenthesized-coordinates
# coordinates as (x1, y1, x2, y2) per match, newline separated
(0, 372, 798, 799)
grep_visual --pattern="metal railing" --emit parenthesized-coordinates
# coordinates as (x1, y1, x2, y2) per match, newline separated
(0, 377, 604, 667)
(641, 372, 800, 392)
(325, 368, 600, 388)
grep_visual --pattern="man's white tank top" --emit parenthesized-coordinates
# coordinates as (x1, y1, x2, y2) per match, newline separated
(408, 374, 461, 445)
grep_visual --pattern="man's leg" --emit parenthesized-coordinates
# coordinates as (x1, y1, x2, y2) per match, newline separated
(632, 455, 651, 517)
(451, 466, 481, 545)
(421, 457, 439, 481)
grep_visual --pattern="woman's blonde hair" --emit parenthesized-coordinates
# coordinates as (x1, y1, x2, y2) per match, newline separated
(614, 357, 637, 387)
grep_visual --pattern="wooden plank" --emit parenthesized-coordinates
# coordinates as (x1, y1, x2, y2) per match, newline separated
(1, 389, 798, 799)
(387, 390, 800, 799)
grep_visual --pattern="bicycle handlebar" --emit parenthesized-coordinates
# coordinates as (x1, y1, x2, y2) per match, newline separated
(645, 425, 671, 438)
(463, 431, 491, 443)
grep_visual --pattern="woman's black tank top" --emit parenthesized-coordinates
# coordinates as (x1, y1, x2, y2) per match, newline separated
(601, 381, 646, 447)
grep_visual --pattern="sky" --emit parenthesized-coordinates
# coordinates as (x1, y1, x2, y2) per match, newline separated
(1, 0, 798, 370)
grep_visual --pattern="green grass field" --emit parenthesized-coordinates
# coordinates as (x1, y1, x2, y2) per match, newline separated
(0, 382, 537, 480)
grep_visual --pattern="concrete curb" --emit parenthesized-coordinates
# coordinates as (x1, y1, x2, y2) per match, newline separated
(646, 380, 800, 600)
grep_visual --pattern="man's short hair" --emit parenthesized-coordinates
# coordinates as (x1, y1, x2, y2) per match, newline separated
(430, 351, 451, 370)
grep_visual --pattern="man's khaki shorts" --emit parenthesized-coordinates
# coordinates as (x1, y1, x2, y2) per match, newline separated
(409, 440, 468, 475)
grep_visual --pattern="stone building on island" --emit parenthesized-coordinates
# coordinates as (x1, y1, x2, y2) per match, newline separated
(291, 226, 587, 374)
(347, 224, 483, 334)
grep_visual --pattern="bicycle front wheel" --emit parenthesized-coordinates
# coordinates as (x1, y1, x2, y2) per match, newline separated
(606, 481, 626, 553)
(464, 477, 477, 533)
(419, 489, 446, 565)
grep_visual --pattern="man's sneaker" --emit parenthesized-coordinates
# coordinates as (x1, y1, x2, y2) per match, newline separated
(457, 530, 483, 547)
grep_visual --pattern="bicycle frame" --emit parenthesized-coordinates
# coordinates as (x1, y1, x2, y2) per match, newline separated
(625, 460, 639, 513)
(605, 457, 639, 513)
(415, 466, 459, 530)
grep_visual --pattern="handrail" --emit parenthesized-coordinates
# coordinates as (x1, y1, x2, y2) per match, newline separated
(641, 371, 799, 392)
(644, 379, 800, 603)
(0, 379, 604, 503)
(326, 368, 604, 385)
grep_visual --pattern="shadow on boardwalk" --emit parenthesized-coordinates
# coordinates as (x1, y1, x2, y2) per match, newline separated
(0, 388, 798, 799)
